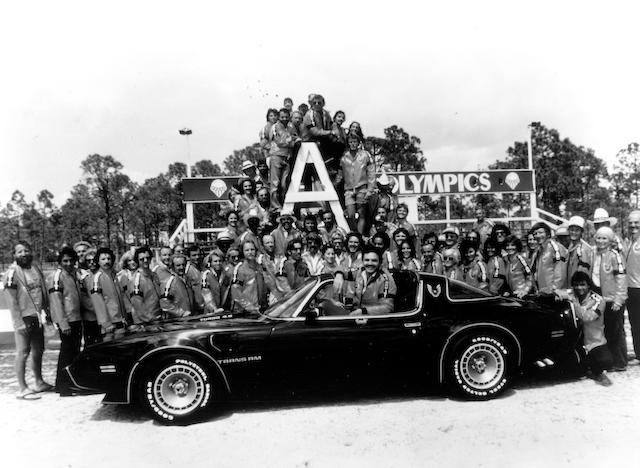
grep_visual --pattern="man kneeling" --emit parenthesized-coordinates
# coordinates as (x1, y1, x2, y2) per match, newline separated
(559, 271, 613, 386)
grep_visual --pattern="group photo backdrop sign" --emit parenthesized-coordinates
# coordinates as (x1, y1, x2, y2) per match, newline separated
(182, 177, 240, 202)
(386, 170, 534, 196)
(181, 170, 535, 203)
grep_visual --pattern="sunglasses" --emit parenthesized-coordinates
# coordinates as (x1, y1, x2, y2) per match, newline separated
(443, 256, 456, 261)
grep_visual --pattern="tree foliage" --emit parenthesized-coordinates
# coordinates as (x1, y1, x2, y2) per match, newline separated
(4, 119, 637, 263)
(612, 142, 640, 209)
(489, 123, 609, 214)
(365, 125, 425, 172)
(223, 143, 262, 175)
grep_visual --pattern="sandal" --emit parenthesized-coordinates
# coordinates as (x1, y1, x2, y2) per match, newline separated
(16, 388, 41, 400)
(33, 382, 54, 393)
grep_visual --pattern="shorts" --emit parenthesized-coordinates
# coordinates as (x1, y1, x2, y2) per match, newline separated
(14, 316, 45, 354)
(345, 187, 368, 207)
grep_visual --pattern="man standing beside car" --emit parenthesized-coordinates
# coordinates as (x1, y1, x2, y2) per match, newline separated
(230, 240, 269, 314)
(152, 246, 174, 283)
(5, 241, 53, 400)
(625, 210, 640, 363)
(90, 247, 128, 340)
(48, 246, 83, 396)
(74, 243, 101, 347)
(184, 245, 205, 314)
(160, 254, 193, 318)
(530, 222, 568, 294)
(566, 216, 593, 280)
(129, 246, 162, 324)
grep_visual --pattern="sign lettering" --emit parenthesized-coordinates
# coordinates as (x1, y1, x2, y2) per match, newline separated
(386, 170, 532, 196)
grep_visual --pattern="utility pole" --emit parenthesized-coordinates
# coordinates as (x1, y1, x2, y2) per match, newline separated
(527, 122, 540, 221)
(179, 128, 193, 177)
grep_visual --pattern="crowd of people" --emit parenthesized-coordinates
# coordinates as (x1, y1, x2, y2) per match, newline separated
(3, 93, 639, 398)
(230, 94, 391, 237)
(5, 204, 640, 399)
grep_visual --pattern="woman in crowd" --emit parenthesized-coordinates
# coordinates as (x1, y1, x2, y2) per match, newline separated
(342, 232, 364, 308)
(301, 213, 320, 245)
(394, 203, 419, 251)
(223, 211, 241, 241)
(484, 238, 507, 295)
(592, 226, 628, 371)
(391, 227, 410, 253)
(347, 121, 364, 143)
(320, 245, 341, 276)
(524, 230, 538, 262)
(259, 108, 278, 159)
(442, 248, 463, 281)
(234, 178, 260, 221)
(460, 239, 489, 291)
(331, 111, 347, 153)
(398, 240, 421, 271)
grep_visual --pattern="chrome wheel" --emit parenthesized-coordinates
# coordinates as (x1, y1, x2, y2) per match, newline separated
(459, 342, 504, 390)
(450, 335, 510, 398)
(143, 357, 213, 421)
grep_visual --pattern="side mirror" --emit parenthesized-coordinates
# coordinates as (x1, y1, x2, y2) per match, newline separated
(304, 307, 320, 324)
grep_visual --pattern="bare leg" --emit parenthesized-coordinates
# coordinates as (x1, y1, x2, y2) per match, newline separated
(14, 330, 31, 392)
(31, 328, 46, 386)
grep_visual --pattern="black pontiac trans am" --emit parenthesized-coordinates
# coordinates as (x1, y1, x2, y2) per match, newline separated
(66, 271, 583, 424)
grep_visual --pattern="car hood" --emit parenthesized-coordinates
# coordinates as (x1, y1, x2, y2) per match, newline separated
(131, 313, 272, 334)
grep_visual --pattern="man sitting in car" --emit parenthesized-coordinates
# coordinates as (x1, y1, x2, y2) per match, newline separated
(349, 246, 397, 316)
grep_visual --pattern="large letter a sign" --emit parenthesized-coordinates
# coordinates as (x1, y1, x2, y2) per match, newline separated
(282, 142, 350, 232)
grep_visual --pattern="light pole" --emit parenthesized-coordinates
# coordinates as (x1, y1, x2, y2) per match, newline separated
(527, 122, 540, 220)
(104, 166, 116, 249)
(179, 128, 193, 177)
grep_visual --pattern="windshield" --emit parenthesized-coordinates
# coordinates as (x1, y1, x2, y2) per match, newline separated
(265, 278, 317, 318)
(448, 278, 494, 300)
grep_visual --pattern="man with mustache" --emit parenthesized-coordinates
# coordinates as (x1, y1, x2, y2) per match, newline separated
(90, 247, 128, 340)
(48, 246, 83, 396)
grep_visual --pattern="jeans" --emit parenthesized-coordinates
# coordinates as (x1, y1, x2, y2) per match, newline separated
(587, 344, 613, 375)
(82, 320, 102, 348)
(269, 154, 290, 209)
(627, 287, 640, 359)
(56, 321, 83, 393)
(603, 302, 628, 368)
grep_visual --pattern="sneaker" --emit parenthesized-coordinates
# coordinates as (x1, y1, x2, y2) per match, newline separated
(610, 366, 627, 372)
(594, 373, 613, 387)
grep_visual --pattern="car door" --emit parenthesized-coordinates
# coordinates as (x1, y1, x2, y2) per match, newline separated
(266, 274, 424, 385)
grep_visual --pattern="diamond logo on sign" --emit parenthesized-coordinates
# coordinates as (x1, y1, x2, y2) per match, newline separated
(505, 172, 520, 190)
(210, 179, 227, 198)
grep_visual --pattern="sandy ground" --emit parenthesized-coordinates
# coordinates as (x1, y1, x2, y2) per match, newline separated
(1, 343, 639, 468)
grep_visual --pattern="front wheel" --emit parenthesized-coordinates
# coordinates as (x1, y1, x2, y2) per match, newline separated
(139, 354, 217, 424)
(448, 335, 511, 399)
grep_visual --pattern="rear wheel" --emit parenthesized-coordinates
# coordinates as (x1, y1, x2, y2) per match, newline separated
(139, 354, 217, 424)
(448, 335, 511, 399)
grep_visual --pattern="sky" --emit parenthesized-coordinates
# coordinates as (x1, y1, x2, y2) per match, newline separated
(1, 0, 639, 206)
